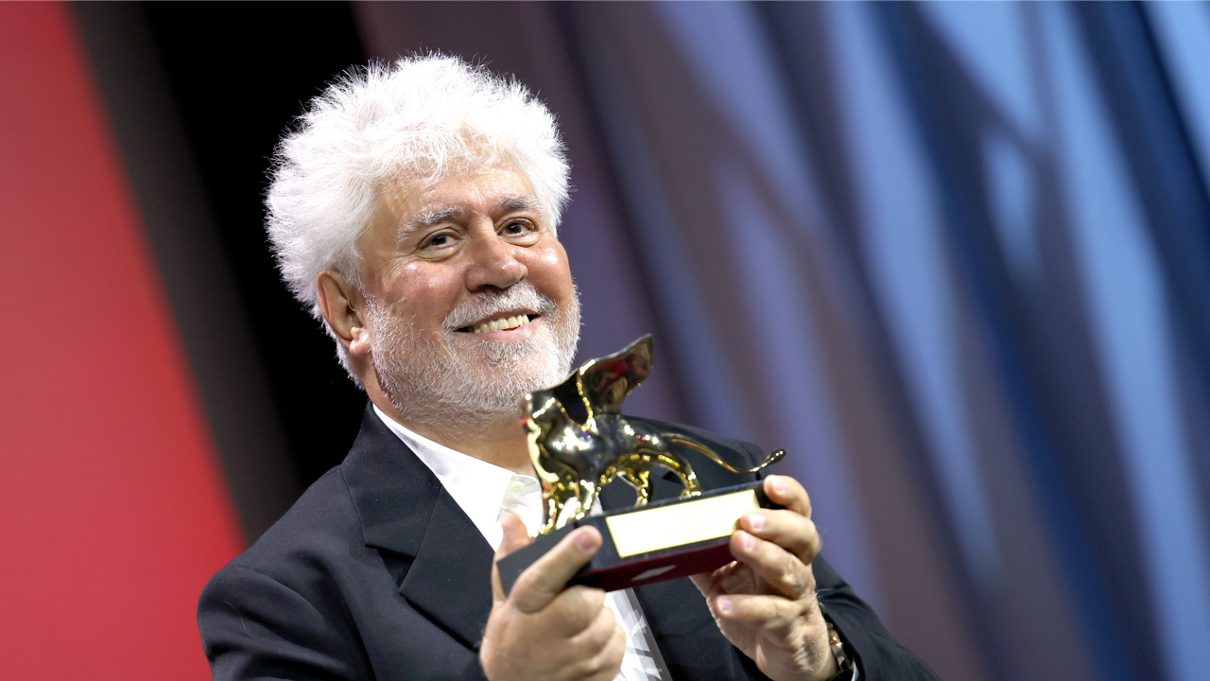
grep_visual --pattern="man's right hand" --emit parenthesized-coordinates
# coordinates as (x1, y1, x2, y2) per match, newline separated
(481, 515, 625, 681)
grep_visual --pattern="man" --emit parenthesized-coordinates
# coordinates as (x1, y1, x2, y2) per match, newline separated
(198, 56, 938, 681)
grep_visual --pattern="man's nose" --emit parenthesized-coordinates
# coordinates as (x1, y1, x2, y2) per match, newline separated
(464, 231, 527, 291)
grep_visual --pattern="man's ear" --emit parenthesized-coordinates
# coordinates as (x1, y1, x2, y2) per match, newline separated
(317, 271, 372, 358)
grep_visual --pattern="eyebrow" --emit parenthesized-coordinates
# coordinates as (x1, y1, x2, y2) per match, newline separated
(494, 195, 542, 214)
(402, 206, 464, 237)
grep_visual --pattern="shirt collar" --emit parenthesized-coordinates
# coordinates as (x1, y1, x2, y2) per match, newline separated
(372, 404, 542, 549)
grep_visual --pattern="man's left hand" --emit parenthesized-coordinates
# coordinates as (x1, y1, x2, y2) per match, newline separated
(690, 475, 838, 681)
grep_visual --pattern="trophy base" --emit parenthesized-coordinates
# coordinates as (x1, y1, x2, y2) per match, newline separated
(499, 481, 780, 594)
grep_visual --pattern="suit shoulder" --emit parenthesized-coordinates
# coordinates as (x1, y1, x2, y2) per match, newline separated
(210, 466, 361, 588)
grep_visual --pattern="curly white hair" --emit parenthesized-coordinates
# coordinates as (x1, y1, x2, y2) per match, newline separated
(265, 55, 570, 382)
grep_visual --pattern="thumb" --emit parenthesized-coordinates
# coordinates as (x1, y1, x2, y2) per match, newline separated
(491, 513, 533, 605)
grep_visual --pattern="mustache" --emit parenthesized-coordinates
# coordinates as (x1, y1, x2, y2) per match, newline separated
(442, 281, 558, 331)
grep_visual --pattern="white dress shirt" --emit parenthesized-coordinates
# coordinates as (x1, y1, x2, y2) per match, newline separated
(373, 405, 670, 681)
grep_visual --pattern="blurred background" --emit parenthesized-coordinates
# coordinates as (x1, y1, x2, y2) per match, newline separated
(2, 2, 1209, 680)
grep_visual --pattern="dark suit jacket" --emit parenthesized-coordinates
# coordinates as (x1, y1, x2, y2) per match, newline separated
(199, 405, 937, 680)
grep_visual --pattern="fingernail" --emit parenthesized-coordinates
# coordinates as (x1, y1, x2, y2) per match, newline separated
(771, 477, 787, 495)
(747, 512, 765, 532)
(576, 530, 597, 551)
(716, 596, 732, 616)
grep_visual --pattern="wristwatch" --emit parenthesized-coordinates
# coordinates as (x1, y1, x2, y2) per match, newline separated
(824, 617, 855, 681)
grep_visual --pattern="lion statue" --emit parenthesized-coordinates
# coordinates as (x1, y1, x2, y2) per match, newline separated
(524, 335, 785, 534)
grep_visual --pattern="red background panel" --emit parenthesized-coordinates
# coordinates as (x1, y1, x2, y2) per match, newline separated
(0, 3, 244, 678)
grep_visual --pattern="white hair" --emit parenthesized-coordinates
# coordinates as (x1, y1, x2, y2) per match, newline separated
(265, 54, 571, 381)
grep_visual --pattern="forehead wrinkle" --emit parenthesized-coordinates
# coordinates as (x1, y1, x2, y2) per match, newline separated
(382, 169, 540, 245)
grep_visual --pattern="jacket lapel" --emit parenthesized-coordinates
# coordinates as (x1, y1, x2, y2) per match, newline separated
(399, 488, 495, 649)
(342, 405, 495, 650)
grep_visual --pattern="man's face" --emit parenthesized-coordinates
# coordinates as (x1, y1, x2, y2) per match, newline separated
(356, 166, 580, 431)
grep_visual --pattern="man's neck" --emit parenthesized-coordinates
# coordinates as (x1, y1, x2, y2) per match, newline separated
(368, 393, 533, 475)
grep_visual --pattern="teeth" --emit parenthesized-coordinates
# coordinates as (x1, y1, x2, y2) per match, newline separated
(470, 314, 531, 334)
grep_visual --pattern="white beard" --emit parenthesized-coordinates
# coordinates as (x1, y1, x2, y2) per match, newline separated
(366, 281, 580, 437)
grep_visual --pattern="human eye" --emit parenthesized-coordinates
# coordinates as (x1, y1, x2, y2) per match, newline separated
(418, 229, 459, 253)
(500, 219, 541, 243)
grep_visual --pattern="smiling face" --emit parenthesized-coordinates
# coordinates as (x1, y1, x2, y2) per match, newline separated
(355, 165, 580, 433)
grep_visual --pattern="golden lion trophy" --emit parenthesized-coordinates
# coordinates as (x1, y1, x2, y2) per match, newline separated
(499, 335, 786, 593)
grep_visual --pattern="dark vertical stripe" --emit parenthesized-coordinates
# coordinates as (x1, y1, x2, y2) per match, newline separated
(873, 4, 1152, 679)
(71, 2, 301, 542)
(1074, 4, 1210, 369)
(1074, 1, 1210, 527)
